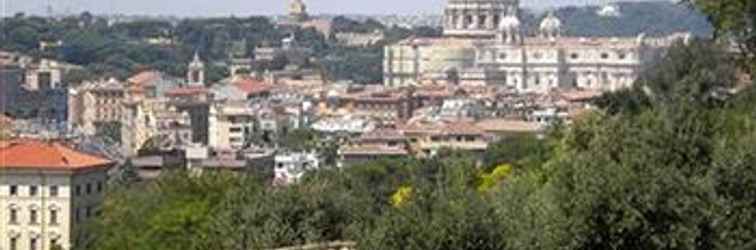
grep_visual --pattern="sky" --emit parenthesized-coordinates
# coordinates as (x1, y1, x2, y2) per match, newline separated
(2, 0, 667, 17)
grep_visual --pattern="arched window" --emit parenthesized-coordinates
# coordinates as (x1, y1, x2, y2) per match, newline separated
(49, 206, 60, 225)
(9, 205, 19, 224)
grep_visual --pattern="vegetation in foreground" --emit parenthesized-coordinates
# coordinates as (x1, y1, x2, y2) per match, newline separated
(74, 40, 756, 249)
(74, 1, 756, 249)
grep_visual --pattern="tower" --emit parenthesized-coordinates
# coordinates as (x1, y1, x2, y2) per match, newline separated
(187, 52, 205, 86)
(498, 7, 521, 44)
(289, 0, 309, 23)
(443, 0, 519, 39)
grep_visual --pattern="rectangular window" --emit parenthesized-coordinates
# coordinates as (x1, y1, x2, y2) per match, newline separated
(10, 185, 18, 196)
(9, 208, 18, 224)
(50, 186, 59, 197)
(50, 239, 59, 250)
(30, 238, 37, 250)
(50, 210, 58, 225)
(97, 182, 103, 193)
(10, 237, 17, 250)
(29, 186, 38, 196)
(76, 185, 81, 196)
(30, 209, 38, 225)
(86, 183, 92, 194)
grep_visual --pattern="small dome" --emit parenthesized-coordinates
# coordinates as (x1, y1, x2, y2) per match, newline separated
(499, 13, 521, 31)
(539, 12, 562, 33)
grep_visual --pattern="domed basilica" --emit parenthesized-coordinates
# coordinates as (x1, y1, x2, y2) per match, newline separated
(383, 0, 691, 93)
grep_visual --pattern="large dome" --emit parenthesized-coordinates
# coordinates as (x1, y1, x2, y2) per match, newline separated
(443, 0, 520, 38)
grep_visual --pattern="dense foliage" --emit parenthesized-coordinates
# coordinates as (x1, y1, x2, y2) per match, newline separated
(551, 1, 713, 38)
(78, 35, 756, 249)
(44, 2, 756, 249)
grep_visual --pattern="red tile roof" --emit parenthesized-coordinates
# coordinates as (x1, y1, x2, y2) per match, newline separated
(360, 128, 406, 141)
(441, 122, 487, 135)
(560, 90, 603, 102)
(234, 78, 273, 95)
(127, 71, 162, 86)
(165, 86, 208, 96)
(475, 119, 543, 133)
(0, 140, 113, 171)
(340, 145, 409, 156)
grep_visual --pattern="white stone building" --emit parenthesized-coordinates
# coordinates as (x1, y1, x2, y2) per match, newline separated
(384, 0, 690, 93)
(273, 152, 320, 185)
(0, 140, 112, 250)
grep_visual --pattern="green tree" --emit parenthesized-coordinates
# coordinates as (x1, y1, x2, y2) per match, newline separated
(686, 0, 755, 71)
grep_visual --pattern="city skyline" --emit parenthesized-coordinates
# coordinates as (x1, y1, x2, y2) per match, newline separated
(3, 0, 671, 17)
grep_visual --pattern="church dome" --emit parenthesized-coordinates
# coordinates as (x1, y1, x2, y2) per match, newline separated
(539, 12, 562, 32)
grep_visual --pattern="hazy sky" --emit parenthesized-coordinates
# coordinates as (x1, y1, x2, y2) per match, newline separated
(2, 0, 664, 16)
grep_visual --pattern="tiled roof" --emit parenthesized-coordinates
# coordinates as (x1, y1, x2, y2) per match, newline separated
(441, 122, 487, 135)
(233, 78, 273, 95)
(560, 90, 603, 102)
(0, 140, 112, 170)
(165, 86, 208, 96)
(360, 128, 406, 141)
(127, 71, 162, 86)
(340, 145, 409, 156)
(475, 119, 543, 133)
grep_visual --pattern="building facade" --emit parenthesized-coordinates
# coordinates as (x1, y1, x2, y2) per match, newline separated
(68, 79, 126, 136)
(0, 140, 112, 250)
(384, 0, 689, 92)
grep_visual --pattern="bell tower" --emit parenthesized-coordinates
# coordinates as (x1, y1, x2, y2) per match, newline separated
(187, 52, 205, 86)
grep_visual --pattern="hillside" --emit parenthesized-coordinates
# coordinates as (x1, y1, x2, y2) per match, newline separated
(550, 1, 713, 37)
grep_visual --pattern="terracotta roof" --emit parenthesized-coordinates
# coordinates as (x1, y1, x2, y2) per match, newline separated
(340, 145, 409, 156)
(233, 78, 273, 95)
(0, 140, 112, 171)
(560, 90, 603, 102)
(127, 71, 162, 86)
(475, 119, 543, 133)
(165, 86, 208, 96)
(360, 128, 406, 141)
(441, 122, 487, 135)
(397, 122, 441, 134)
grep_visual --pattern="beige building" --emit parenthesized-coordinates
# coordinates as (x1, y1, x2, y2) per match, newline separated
(384, 0, 689, 92)
(121, 97, 193, 156)
(399, 121, 490, 157)
(24, 59, 64, 90)
(0, 140, 113, 250)
(68, 78, 126, 136)
(208, 101, 256, 150)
